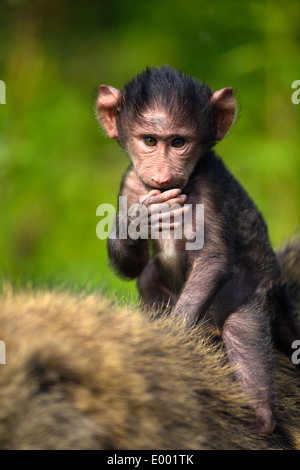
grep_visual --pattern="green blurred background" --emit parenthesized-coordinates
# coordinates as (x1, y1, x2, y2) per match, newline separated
(0, 0, 299, 302)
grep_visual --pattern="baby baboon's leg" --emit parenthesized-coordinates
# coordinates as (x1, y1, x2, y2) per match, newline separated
(222, 293, 276, 434)
(137, 260, 178, 314)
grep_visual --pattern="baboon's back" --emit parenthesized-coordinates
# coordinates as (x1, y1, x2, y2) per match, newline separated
(0, 287, 300, 449)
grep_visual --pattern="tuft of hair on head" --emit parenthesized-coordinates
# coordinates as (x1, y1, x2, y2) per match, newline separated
(116, 65, 216, 145)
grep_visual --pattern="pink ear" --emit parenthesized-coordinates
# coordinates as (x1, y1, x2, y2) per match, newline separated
(210, 87, 235, 141)
(97, 85, 122, 139)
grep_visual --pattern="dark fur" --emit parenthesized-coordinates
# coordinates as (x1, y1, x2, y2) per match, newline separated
(105, 66, 300, 433)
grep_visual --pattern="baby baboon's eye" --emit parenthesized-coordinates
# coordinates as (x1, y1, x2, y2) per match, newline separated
(144, 137, 157, 147)
(171, 138, 185, 148)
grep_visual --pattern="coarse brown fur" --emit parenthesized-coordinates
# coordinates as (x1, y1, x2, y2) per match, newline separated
(0, 240, 299, 450)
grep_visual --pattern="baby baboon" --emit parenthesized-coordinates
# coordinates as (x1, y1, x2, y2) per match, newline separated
(0, 239, 300, 450)
(97, 66, 300, 433)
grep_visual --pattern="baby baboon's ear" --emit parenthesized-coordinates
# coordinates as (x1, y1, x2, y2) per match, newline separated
(97, 85, 122, 139)
(209, 87, 235, 140)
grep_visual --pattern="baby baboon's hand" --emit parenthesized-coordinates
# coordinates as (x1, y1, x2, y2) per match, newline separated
(138, 189, 187, 236)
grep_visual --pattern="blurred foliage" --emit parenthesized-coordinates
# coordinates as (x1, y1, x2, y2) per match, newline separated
(0, 0, 299, 300)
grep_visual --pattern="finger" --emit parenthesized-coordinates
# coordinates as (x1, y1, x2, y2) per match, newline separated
(164, 194, 187, 206)
(145, 193, 186, 208)
(152, 206, 186, 223)
(146, 188, 182, 205)
(139, 190, 161, 204)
